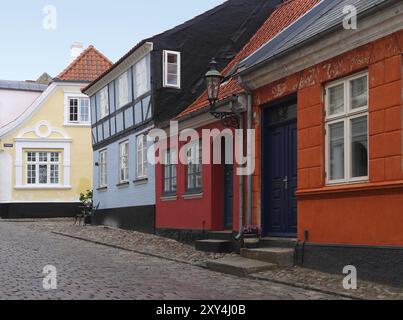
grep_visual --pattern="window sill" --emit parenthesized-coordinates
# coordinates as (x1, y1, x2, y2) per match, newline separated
(64, 123, 91, 127)
(97, 186, 108, 192)
(133, 177, 148, 186)
(182, 192, 203, 200)
(15, 185, 72, 190)
(160, 195, 178, 201)
(296, 180, 403, 197)
(116, 181, 130, 188)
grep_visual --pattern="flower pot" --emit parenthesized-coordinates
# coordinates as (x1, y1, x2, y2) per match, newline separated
(243, 235, 260, 249)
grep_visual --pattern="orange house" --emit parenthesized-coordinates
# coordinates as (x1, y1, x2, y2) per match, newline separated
(238, 0, 403, 284)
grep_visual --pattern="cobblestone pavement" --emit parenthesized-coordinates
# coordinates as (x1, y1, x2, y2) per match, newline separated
(8, 219, 403, 300)
(10, 219, 233, 265)
(0, 221, 341, 300)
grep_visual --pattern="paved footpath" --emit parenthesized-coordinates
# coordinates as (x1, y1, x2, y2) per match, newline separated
(0, 222, 342, 300)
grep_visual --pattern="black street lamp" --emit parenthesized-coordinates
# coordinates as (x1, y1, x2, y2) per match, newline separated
(205, 57, 240, 128)
(205, 58, 223, 111)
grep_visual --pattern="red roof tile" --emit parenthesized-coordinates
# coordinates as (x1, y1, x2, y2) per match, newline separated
(57, 45, 113, 82)
(178, 0, 321, 119)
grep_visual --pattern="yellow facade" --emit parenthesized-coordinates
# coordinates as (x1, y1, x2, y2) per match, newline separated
(0, 83, 93, 203)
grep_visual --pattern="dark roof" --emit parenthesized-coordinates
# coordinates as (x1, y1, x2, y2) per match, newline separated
(240, 0, 391, 73)
(84, 0, 282, 123)
(178, 0, 322, 119)
(0, 80, 47, 92)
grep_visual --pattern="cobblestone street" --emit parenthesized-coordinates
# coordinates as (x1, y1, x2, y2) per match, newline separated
(0, 221, 341, 300)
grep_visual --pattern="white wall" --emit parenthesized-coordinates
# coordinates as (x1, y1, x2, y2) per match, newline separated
(0, 151, 12, 202)
(0, 89, 41, 128)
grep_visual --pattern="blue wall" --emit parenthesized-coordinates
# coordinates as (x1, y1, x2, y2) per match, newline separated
(93, 128, 155, 210)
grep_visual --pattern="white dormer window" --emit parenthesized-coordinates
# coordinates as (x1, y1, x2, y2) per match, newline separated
(163, 50, 181, 89)
(100, 86, 109, 119)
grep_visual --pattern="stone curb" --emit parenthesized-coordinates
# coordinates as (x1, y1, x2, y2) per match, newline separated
(52, 231, 356, 300)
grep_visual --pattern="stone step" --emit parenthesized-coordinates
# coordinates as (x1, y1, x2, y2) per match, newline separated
(195, 239, 233, 253)
(206, 256, 277, 277)
(241, 247, 295, 266)
(207, 230, 233, 241)
(259, 237, 297, 249)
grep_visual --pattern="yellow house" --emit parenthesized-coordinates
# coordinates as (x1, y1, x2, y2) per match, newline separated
(0, 45, 112, 218)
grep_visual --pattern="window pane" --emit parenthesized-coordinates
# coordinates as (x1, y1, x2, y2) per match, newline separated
(135, 57, 148, 97)
(39, 165, 48, 184)
(118, 72, 129, 108)
(50, 164, 59, 184)
(167, 54, 177, 64)
(328, 84, 344, 116)
(167, 74, 178, 86)
(69, 99, 78, 122)
(351, 116, 368, 178)
(351, 76, 368, 110)
(39, 152, 48, 162)
(27, 164, 36, 184)
(329, 122, 345, 180)
(80, 98, 90, 122)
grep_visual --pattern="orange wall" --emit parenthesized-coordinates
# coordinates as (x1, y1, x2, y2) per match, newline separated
(252, 30, 403, 246)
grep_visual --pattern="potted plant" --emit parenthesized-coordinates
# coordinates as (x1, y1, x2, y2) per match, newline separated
(242, 225, 261, 249)
(79, 190, 93, 225)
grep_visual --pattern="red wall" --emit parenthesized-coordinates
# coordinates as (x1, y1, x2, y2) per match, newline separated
(252, 30, 403, 246)
(156, 121, 240, 232)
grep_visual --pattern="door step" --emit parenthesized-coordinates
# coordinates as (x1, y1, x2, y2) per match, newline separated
(195, 239, 232, 253)
(206, 256, 277, 277)
(241, 247, 294, 267)
(207, 230, 233, 241)
(259, 237, 297, 248)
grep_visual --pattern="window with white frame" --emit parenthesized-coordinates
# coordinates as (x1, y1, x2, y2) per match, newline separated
(136, 135, 148, 179)
(185, 140, 202, 192)
(119, 141, 129, 183)
(163, 148, 177, 195)
(99, 86, 109, 119)
(325, 73, 369, 184)
(163, 50, 180, 89)
(26, 151, 60, 185)
(117, 72, 129, 108)
(99, 150, 107, 187)
(135, 56, 149, 97)
(68, 97, 90, 123)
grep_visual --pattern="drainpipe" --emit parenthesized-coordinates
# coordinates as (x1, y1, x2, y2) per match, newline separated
(246, 93, 253, 225)
(238, 115, 244, 237)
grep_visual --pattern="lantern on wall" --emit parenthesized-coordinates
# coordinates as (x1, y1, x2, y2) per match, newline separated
(205, 58, 223, 111)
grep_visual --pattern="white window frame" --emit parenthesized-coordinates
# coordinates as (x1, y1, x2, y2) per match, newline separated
(99, 86, 109, 119)
(163, 148, 177, 195)
(134, 56, 149, 97)
(163, 50, 181, 89)
(117, 72, 130, 109)
(136, 135, 148, 179)
(325, 72, 369, 185)
(185, 140, 202, 192)
(119, 141, 129, 183)
(67, 97, 90, 124)
(26, 151, 61, 186)
(99, 149, 108, 188)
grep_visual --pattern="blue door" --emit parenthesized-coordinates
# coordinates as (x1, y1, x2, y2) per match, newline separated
(263, 100, 298, 237)
(224, 164, 234, 229)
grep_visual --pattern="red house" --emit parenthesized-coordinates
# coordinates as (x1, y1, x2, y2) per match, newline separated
(155, 0, 321, 247)
(237, 0, 403, 284)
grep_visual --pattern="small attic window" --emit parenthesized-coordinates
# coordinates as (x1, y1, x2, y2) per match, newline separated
(163, 50, 181, 89)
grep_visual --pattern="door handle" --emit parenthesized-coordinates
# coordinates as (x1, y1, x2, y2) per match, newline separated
(283, 176, 288, 190)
